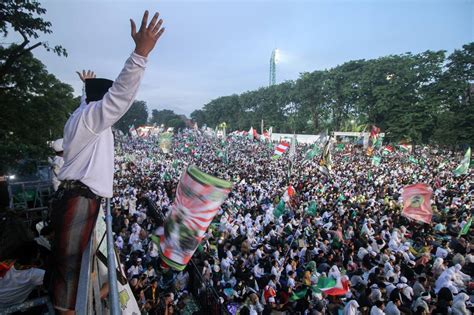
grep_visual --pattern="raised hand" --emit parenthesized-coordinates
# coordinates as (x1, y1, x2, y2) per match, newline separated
(76, 70, 96, 82)
(130, 10, 165, 58)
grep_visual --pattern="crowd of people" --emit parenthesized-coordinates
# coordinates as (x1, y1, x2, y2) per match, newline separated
(107, 128, 472, 315)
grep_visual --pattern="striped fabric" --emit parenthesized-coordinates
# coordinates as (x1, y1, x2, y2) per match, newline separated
(273, 141, 289, 158)
(50, 189, 100, 311)
(160, 166, 232, 270)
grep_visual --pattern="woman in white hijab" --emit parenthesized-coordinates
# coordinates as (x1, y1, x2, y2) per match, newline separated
(451, 292, 470, 315)
(435, 268, 459, 294)
(328, 265, 341, 279)
(432, 257, 446, 278)
(343, 300, 360, 315)
(451, 264, 471, 287)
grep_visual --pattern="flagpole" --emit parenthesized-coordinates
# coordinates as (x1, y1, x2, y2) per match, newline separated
(261, 119, 264, 136)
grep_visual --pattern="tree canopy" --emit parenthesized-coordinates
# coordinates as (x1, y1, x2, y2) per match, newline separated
(0, 0, 67, 82)
(0, 49, 76, 174)
(114, 100, 149, 133)
(191, 43, 474, 146)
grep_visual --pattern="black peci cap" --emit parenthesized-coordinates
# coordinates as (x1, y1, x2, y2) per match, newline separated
(85, 78, 114, 102)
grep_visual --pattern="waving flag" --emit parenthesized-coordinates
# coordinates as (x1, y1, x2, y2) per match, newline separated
(159, 166, 232, 270)
(370, 125, 380, 145)
(401, 183, 433, 224)
(159, 132, 173, 153)
(307, 201, 317, 216)
(399, 143, 411, 153)
(458, 217, 472, 238)
(382, 145, 394, 155)
(318, 276, 350, 296)
(372, 155, 382, 167)
(272, 141, 290, 159)
(320, 140, 332, 171)
(273, 199, 286, 218)
(453, 147, 471, 176)
(304, 145, 321, 162)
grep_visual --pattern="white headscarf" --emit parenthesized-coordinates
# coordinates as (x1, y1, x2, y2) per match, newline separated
(343, 300, 359, 315)
(329, 265, 341, 279)
(452, 292, 469, 315)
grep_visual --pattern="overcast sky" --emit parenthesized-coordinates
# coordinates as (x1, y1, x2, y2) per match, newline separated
(13, 0, 474, 116)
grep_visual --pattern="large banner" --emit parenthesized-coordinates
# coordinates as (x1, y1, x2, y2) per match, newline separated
(401, 183, 433, 224)
(159, 166, 232, 270)
(159, 132, 173, 153)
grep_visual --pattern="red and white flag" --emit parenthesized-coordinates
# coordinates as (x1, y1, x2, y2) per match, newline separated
(272, 141, 289, 159)
(401, 183, 433, 224)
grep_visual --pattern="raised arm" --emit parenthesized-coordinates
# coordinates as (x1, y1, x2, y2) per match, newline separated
(76, 70, 96, 102)
(81, 10, 165, 134)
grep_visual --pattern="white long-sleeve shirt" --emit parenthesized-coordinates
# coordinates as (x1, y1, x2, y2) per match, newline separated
(59, 52, 147, 197)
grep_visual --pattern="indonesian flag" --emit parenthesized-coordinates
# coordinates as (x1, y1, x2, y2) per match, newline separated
(401, 183, 433, 224)
(272, 141, 290, 159)
(382, 145, 394, 155)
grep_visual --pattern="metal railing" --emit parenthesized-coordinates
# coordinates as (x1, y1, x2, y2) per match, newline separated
(75, 199, 120, 314)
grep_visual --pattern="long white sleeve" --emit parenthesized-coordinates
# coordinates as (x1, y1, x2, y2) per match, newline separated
(82, 53, 147, 134)
(59, 52, 148, 197)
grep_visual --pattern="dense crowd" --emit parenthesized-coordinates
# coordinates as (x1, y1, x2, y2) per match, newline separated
(108, 129, 472, 315)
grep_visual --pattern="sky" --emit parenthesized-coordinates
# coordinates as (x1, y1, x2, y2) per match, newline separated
(10, 0, 474, 116)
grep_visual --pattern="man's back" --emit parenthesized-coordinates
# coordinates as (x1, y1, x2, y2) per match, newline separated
(0, 267, 45, 309)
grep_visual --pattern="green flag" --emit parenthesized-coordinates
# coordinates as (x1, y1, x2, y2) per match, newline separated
(409, 156, 418, 164)
(273, 199, 286, 218)
(367, 170, 372, 181)
(453, 147, 471, 176)
(372, 155, 381, 167)
(307, 201, 317, 216)
(336, 143, 345, 151)
(304, 145, 321, 161)
(458, 217, 471, 238)
(290, 288, 308, 301)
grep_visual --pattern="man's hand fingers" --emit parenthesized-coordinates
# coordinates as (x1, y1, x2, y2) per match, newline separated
(130, 19, 137, 37)
(147, 12, 159, 31)
(155, 27, 165, 40)
(140, 10, 149, 31)
(152, 19, 163, 34)
(76, 71, 83, 80)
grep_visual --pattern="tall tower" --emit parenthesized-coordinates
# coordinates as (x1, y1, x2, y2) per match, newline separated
(269, 49, 278, 86)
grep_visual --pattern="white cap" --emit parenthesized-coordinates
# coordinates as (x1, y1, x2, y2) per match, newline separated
(52, 138, 64, 152)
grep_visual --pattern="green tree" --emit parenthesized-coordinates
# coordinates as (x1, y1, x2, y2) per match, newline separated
(0, 0, 67, 81)
(168, 118, 186, 130)
(433, 43, 474, 147)
(190, 109, 207, 127)
(114, 100, 149, 133)
(150, 109, 179, 126)
(0, 50, 75, 174)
